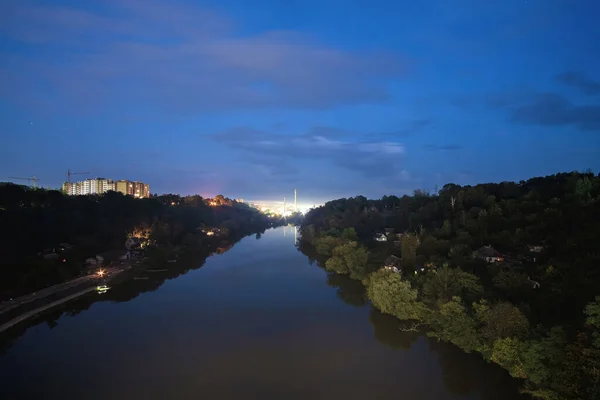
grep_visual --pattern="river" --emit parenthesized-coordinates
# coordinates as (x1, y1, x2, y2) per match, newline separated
(0, 226, 528, 400)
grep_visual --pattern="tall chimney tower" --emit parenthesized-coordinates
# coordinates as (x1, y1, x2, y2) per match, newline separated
(283, 196, 286, 218)
(294, 189, 297, 212)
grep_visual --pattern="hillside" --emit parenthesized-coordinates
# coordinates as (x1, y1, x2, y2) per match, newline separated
(299, 171, 600, 400)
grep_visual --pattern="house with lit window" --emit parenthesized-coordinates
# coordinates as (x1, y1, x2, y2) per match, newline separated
(374, 233, 387, 242)
(474, 246, 504, 263)
(382, 255, 401, 273)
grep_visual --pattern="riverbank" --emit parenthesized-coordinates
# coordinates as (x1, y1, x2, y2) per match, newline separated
(0, 226, 528, 400)
(0, 287, 96, 333)
(0, 231, 257, 334)
(0, 263, 131, 333)
(298, 229, 599, 400)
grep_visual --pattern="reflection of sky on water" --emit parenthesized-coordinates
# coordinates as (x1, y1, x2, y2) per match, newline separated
(0, 227, 527, 400)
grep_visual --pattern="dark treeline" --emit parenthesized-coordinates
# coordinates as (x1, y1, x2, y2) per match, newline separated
(0, 184, 279, 298)
(299, 171, 600, 400)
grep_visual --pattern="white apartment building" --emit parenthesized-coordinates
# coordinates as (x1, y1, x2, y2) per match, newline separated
(62, 178, 115, 196)
(62, 178, 150, 198)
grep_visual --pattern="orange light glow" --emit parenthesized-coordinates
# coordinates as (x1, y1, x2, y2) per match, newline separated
(97, 269, 105, 277)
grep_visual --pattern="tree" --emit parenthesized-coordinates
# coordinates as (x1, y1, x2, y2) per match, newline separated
(325, 241, 369, 279)
(298, 171, 600, 400)
(401, 233, 419, 270)
(325, 253, 348, 274)
(492, 268, 530, 299)
(214, 194, 226, 205)
(584, 296, 600, 349)
(341, 227, 359, 242)
(422, 265, 483, 304)
(313, 236, 345, 257)
(560, 333, 600, 399)
(491, 337, 528, 379)
(427, 296, 482, 353)
(440, 219, 452, 237)
(366, 269, 424, 321)
(474, 301, 530, 342)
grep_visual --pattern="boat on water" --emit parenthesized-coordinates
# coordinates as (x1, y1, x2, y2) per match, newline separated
(96, 285, 110, 294)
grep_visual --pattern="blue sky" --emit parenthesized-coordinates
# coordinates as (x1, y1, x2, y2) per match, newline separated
(1, 0, 599, 203)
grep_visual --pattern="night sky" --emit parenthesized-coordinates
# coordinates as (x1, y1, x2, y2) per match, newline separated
(1, 0, 599, 203)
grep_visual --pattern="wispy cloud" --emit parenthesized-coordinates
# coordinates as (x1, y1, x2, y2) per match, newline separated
(555, 71, 600, 96)
(211, 126, 406, 178)
(394, 119, 433, 137)
(0, 1, 410, 114)
(509, 93, 600, 132)
(469, 89, 600, 132)
(424, 144, 463, 151)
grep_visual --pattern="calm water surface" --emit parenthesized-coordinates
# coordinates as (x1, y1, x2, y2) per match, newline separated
(0, 226, 527, 400)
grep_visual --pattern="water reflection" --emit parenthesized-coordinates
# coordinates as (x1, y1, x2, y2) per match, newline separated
(1, 227, 529, 400)
(316, 274, 529, 398)
(0, 237, 239, 353)
(429, 340, 530, 399)
(282, 224, 298, 245)
(369, 309, 420, 350)
(326, 273, 367, 307)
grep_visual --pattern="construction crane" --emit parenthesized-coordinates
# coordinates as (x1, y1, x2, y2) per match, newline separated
(66, 169, 90, 184)
(8, 176, 38, 189)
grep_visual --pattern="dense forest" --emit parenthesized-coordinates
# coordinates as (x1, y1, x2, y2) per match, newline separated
(299, 171, 600, 400)
(0, 184, 278, 298)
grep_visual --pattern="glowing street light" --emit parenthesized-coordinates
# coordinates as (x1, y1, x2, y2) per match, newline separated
(97, 269, 105, 277)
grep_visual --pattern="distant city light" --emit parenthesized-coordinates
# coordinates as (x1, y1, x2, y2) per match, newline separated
(247, 199, 320, 216)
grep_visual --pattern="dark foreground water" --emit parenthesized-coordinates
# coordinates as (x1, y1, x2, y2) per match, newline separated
(0, 226, 527, 400)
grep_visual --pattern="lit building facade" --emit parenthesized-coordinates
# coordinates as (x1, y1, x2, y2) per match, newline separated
(115, 180, 149, 198)
(63, 178, 150, 198)
(133, 181, 150, 198)
(116, 180, 135, 196)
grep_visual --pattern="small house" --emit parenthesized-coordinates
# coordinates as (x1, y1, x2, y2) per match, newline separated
(43, 252, 59, 260)
(374, 233, 387, 242)
(85, 258, 97, 266)
(202, 227, 221, 236)
(125, 237, 141, 250)
(383, 255, 401, 273)
(528, 245, 544, 253)
(475, 246, 504, 263)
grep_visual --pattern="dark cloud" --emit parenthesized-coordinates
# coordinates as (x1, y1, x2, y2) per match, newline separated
(0, 1, 410, 114)
(483, 90, 533, 108)
(448, 97, 475, 110)
(424, 144, 463, 151)
(510, 93, 600, 132)
(394, 119, 433, 137)
(478, 90, 600, 132)
(239, 155, 300, 178)
(211, 126, 407, 179)
(556, 71, 600, 96)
